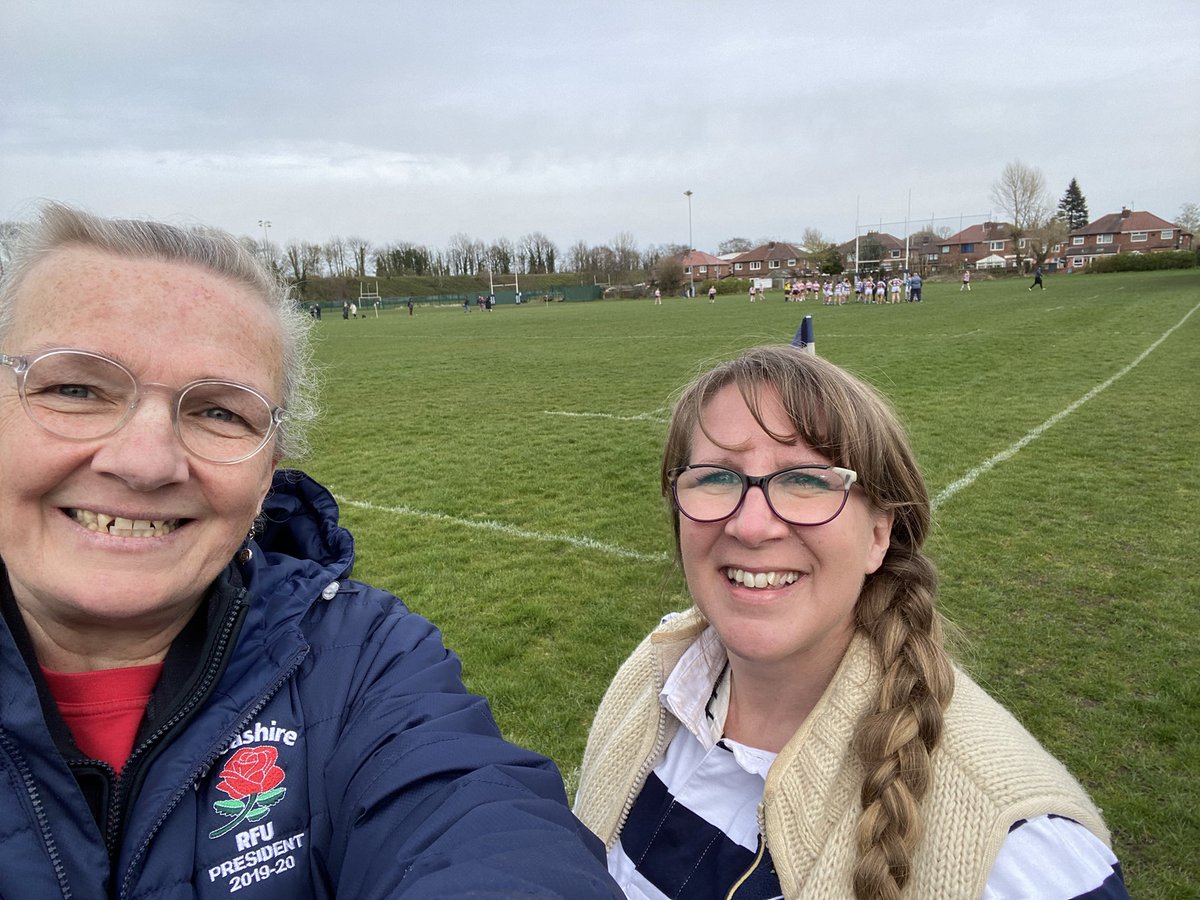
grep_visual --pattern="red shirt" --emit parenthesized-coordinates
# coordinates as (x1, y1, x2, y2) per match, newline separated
(42, 663, 164, 772)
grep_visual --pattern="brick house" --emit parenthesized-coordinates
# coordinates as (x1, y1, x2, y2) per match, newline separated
(836, 231, 907, 272)
(937, 221, 1026, 270)
(729, 241, 811, 279)
(906, 230, 944, 275)
(1062, 208, 1193, 269)
(680, 249, 733, 280)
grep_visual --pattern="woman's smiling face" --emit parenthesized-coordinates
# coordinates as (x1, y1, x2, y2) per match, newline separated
(0, 246, 282, 650)
(678, 383, 892, 678)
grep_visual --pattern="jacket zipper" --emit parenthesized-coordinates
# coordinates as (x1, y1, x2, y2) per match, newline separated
(117, 642, 309, 900)
(0, 728, 74, 899)
(608, 695, 672, 851)
(725, 803, 768, 900)
(103, 590, 250, 865)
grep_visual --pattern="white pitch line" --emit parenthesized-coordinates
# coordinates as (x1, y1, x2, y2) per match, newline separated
(334, 496, 670, 563)
(932, 300, 1200, 512)
(543, 409, 670, 423)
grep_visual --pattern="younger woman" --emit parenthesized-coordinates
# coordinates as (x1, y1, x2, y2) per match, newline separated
(576, 346, 1126, 899)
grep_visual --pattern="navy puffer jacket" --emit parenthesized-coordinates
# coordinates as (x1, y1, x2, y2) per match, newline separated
(0, 470, 619, 899)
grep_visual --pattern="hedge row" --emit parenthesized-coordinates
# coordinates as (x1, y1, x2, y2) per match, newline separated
(1088, 251, 1196, 273)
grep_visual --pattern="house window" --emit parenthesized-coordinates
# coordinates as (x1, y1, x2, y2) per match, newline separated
(698, 265, 707, 273)
(941, 245, 950, 253)
(734, 263, 743, 271)
(1161, 230, 1173, 239)
(1131, 231, 1148, 242)
(990, 241, 1004, 251)
(768, 260, 780, 269)
(891, 250, 901, 258)
(786, 258, 797, 266)
(683, 266, 692, 274)
(749, 261, 761, 271)
(928, 253, 939, 261)
(961, 243, 974, 253)
(1018, 239, 1027, 249)
(1072, 236, 1084, 245)
(1097, 235, 1113, 245)
(1072, 257, 1084, 267)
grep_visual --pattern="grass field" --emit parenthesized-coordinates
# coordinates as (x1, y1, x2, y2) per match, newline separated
(297, 270, 1199, 897)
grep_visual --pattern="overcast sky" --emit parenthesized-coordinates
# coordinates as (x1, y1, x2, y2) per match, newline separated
(3, 1, 1198, 256)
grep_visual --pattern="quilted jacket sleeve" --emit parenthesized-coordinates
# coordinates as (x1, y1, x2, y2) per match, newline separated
(307, 583, 621, 899)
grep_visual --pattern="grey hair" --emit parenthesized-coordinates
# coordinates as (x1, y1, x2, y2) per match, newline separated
(0, 203, 318, 458)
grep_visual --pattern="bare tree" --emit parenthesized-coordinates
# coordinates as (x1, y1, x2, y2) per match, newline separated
(639, 245, 663, 272)
(283, 241, 325, 291)
(446, 233, 485, 275)
(518, 232, 558, 273)
(486, 237, 515, 274)
(1176, 202, 1200, 233)
(800, 228, 830, 251)
(346, 236, 373, 278)
(564, 242, 606, 276)
(239, 235, 277, 272)
(991, 161, 1052, 269)
(717, 237, 751, 255)
(376, 242, 437, 276)
(428, 248, 450, 278)
(566, 240, 591, 273)
(1025, 217, 1069, 267)
(322, 236, 348, 278)
(611, 231, 640, 273)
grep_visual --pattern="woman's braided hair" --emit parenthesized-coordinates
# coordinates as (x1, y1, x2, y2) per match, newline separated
(661, 345, 955, 899)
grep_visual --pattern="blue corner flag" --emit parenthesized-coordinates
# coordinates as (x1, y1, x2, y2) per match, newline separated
(791, 315, 815, 354)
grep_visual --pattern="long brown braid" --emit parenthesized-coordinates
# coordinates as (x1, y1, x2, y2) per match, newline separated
(661, 345, 955, 899)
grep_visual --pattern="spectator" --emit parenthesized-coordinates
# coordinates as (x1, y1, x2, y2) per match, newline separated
(0, 204, 621, 899)
(576, 346, 1126, 900)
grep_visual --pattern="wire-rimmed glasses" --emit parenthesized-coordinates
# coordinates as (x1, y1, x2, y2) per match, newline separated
(1, 348, 284, 464)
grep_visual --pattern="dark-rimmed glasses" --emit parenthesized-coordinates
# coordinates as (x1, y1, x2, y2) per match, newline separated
(668, 463, 858, 527)
(1, 348, 284, 464)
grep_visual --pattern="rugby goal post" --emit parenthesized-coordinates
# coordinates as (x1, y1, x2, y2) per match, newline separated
(487, 269, 522, 304)
(359, 281, 382, 317)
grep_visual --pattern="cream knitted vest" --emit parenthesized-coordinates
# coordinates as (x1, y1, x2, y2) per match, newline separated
(575, 609, 1110, 899)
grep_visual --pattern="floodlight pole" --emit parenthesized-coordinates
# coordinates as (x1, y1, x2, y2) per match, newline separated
(904, 189, 911, 274)
(258, 219, 272, 266)
(684, 190, 694, 298)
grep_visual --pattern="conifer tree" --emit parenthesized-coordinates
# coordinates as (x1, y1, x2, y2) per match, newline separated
(1057, 178, 1090, 231)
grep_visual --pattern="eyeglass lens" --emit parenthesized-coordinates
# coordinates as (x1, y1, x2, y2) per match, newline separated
(19, 351, 274, 462)
(673, 465, 849, 525)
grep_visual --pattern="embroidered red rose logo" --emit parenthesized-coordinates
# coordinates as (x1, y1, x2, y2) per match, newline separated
(209, 745, 287, 839)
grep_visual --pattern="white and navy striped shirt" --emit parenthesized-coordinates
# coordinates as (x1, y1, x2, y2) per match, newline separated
(607, 628, 1127, 899)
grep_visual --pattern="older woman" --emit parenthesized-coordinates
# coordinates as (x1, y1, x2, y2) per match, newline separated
(575, 346, 1127, 899)
(0, 204, 619, 899)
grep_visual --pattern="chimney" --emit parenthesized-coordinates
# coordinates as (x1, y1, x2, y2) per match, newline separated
(1121, 208, 1131, 218)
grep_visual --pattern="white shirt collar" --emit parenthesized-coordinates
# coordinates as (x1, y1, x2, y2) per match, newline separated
(658, 626, 779, 779)
(660, 625, 728, 748)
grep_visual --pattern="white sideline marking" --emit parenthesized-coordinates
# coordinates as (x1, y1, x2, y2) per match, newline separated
(334, 496, 670, 563)
(543, 409, 670, 423)
(932, 301, 1199, 511)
